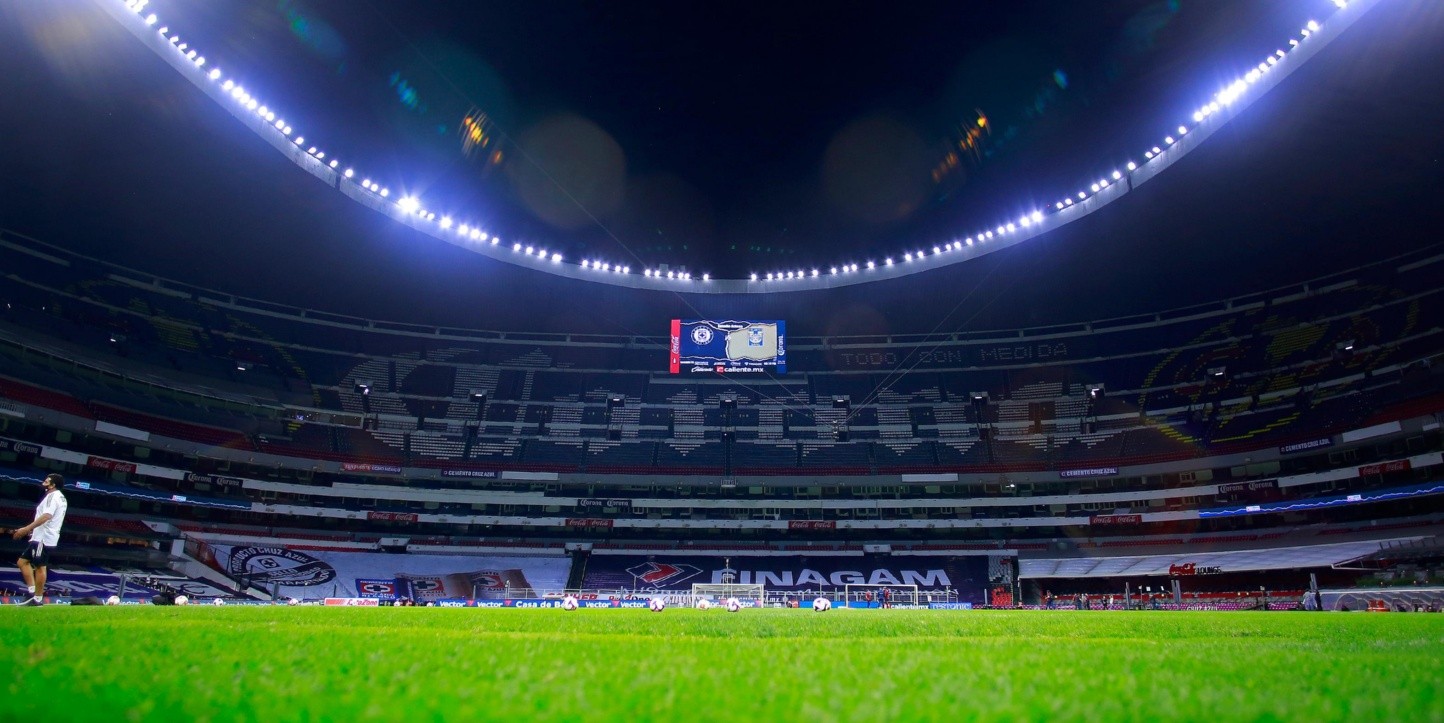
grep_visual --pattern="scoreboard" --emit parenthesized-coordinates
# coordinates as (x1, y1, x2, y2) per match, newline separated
(669, 319, 786, 374)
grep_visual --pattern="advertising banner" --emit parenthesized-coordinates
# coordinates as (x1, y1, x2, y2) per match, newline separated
(206, 546, 571, 600)
(580, 555, 995, 603)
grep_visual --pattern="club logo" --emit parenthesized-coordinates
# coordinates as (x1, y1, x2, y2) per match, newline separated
(625, 562, 703, 587)
(226, 546, 337, 587)
(690, 326, 714, 345)
(356, 579, 397, 597)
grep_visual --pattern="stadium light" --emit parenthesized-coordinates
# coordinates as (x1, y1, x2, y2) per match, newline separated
(145, 13, 156, 25)
(397, 196, 420, 214)
(209, 69, 221, 80)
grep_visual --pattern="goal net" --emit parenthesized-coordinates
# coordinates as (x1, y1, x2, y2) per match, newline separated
(690, 583, 765, 607)
(843, 584, 919, 607)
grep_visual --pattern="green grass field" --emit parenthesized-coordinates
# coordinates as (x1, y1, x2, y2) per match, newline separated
(3, 607, 1442, 721)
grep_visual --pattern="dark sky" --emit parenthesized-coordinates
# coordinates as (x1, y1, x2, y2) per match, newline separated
(0, 0, 1442, 335)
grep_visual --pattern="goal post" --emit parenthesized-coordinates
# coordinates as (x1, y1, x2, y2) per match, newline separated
(690, 583, 765, 607)
(843, 584, 919, 608)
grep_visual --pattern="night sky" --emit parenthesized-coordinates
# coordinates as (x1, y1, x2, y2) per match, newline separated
(0, 0, 1441, 335)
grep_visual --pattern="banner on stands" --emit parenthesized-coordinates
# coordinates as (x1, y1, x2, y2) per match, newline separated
(788, 520, 836, 530)
(1089, 514, 1141, 526)
(341, 462, 403, 474)
(1060, 467, 1118, 479)
(576, 498, 632, 510)
(1280, 438, 1333, 454)
(1359, 460, 1411, 476)
(367, 511, 418, 523)
(87, 456, 137, 474)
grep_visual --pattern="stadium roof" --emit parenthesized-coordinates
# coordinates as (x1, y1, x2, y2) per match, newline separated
(1, 1, 1442, 334)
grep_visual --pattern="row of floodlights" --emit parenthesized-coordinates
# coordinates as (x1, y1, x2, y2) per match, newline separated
(122, 0, 1342, 285)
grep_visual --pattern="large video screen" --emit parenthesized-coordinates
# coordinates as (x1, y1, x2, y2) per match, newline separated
(669, 319, 786, 374)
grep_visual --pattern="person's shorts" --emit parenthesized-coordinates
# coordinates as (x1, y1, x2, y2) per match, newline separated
(18, 540, 51, 567)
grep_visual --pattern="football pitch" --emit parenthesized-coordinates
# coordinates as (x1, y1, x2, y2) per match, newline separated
(3, 608, 1441, 721)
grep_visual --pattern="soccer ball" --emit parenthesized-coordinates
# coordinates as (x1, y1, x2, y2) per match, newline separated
(287, 597, 299, 606)
(813, 597, 832, 612)
(694, 599, 711, 610)
(105, 595, 120, 606)
(649, 597, 666, 613)
(725, 597, 742, 613)
(560, 595, 579, 611)
(212, 598, 226, 606)
(174, 595, 189, 606)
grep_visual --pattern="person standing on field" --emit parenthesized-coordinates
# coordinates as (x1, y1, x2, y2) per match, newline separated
(11, 474, 67, 606)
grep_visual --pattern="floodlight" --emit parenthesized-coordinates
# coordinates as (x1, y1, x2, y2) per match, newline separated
(701, 273, 709, 281)
(209, 69, 221, 80)
(145, 14, 157, 25)
(830, 267, 838, 275)
(439, 217, 452, 229)
(397, 196, 420, 214)
(1307, 20, 1320, 32)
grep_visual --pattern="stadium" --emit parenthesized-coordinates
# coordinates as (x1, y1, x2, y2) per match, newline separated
(2, 0, 1443, 719)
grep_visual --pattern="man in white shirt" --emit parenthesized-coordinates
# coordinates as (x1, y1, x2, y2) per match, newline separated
(11, 473, 67, 606)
